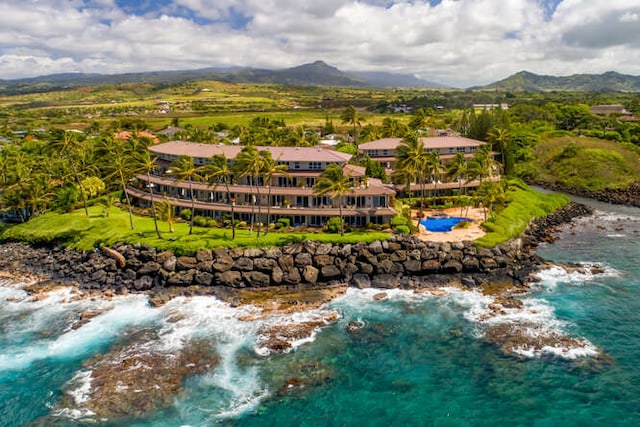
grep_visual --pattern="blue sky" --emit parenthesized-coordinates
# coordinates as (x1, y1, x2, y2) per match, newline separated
(0, 0, 639, 87)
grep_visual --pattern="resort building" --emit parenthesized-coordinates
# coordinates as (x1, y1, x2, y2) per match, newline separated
(358, 136, 499, 196)
(127, 141, 396, 227)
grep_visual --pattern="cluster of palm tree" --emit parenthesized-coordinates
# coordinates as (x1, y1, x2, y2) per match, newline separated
(391, 132, 442, 218)
(0, 129, 159, 225)
(392, 132, 501, 218)
(163, 145, 291, 239)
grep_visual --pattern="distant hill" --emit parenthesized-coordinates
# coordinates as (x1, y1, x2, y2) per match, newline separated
(349, 70, 448, 88)
(478, 71, 640, 92)
(0, 61, 445, 95)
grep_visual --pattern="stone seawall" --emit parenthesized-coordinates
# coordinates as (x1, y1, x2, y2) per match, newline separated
(0, 203, 593, 297)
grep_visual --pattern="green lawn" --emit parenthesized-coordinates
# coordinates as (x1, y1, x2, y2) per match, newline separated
(0, 206, 391, 255)
(475, 180, 569, 247)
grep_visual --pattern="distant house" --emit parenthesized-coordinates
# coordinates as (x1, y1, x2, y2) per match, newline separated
(114, 130, 160, 144)
(473, 103, 509, 111)
(590, 104, 630, 116)
(157, 127, 183, 138)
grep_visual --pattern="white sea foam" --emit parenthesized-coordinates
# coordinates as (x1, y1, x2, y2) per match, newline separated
(535, 264, 618, 290)
(66, 370, 93, 405)
(50, 407, 97, 421)
(592, 209, 640, 223)
(0, 294, 156, 372)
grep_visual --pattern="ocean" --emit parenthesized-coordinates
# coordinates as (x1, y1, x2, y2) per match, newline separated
(1, 196, 639, 426)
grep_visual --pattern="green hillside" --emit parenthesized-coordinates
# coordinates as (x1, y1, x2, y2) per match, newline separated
(481, 71, 640, 92)
(524, 136, 640, 191)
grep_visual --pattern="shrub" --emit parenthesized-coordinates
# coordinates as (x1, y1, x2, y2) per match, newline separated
(394, 225, 410, 234)
(325, 216, 344, 234)
(206, 219, 218, 227)
(179, 209, 192, 220)
(237, 221, 247, 228)
(277, 217, 291, 228)
(193, 215, 209, 227)
(391, 215, 410, 227)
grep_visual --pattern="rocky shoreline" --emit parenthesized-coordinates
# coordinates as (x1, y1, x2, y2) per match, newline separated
(2, 201, 602, 423)
(0, 202, 594, 304)
(537, 181, 640, 207)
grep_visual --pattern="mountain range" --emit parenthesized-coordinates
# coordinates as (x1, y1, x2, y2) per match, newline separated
(478, 70, 640, 92)
(0, 61, 446, 95)
(1, 62, 639, 95)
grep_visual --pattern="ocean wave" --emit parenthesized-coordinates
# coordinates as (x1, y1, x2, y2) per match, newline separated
(535, 264, 618, 289)
(0, 294, 156, 372)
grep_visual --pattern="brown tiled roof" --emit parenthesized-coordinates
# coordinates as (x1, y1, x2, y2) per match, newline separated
(150, 141, 352, 163)
(359, 136, 486, 150)
(343, 164, 366, 177)
(115, 130, 159, 143)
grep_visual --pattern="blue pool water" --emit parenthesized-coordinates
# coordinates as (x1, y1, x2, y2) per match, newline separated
(420, 216, 469, 232)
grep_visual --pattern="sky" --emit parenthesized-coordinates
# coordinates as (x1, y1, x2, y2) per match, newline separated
(0, 0, 639, 87)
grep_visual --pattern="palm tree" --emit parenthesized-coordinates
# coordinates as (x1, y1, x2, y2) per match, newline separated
(136, 151, 163, 239)
(341, 105, 364, 148)
(426, 150, 442, 199)
(381, 117, 407, 138)
(167, 155, 203, 235)
(409, 108, 431, 132)
(155, 197, 175, 233)
(52, 131, 89, 217)
(204, 153, 236, 240)
(475, 180, 507, 221)
(260, 151, 289, 236)
(98, 192, 118, 217)
(467, 144, 494, 185)
(233, 145, 262, 236)
(99, 137, 137, 229)
(394, 132, 427, 217)
(313, 163, 353, 237)
(488, 127, 512, 176)
(446, 152, 469, 217)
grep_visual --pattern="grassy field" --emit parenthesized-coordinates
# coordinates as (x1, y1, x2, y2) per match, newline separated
(525, 136, 640, 191)
(0, 206, 391, 255)
(475, 180, 569, 247)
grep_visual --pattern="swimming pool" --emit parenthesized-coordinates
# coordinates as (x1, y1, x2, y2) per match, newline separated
(420, 216, 470, 232)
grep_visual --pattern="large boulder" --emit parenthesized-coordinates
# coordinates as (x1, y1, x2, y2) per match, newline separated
(302, 265, 320, 284)
(242, 271, 271, 287)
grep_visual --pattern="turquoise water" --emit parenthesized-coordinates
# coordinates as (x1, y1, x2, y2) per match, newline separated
(420, 216, 470, 232)
(1, 198, 640, 426)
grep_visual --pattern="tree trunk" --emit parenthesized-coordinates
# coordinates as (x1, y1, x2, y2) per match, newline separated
(339, 195, 344, 237)
(66, 149, 89, 217)
(147, 171, 162, 239)
(119, 172, 135, 230)
(225, 182, 236, 240)
(264, 185, 273, 236)
(256, 181, 263, 238)
(188, 179, 195, 235)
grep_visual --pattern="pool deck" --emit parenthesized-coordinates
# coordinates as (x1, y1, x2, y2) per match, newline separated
(413, 207, 486, 243)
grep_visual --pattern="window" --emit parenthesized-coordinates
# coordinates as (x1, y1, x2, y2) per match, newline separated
(457, 147, 466, 152)
(294, 161, 301, 170)
(309, 161, 322, 170)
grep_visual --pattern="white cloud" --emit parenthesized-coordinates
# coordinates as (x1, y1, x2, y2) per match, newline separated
(0, 0, 639, 86)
